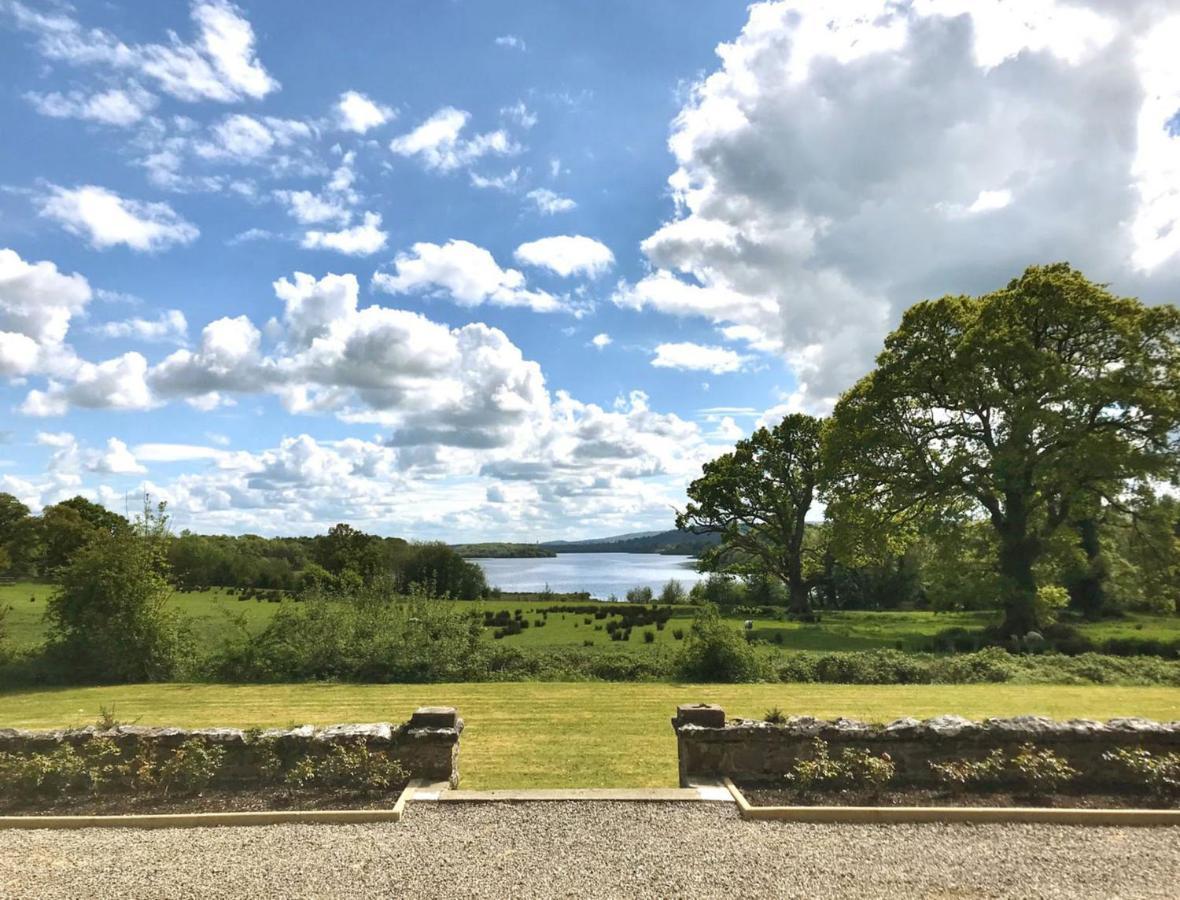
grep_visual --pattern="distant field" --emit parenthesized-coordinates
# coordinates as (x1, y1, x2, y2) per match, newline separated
(3, 581, 1178, 657)
(3, 682, 1177, 788)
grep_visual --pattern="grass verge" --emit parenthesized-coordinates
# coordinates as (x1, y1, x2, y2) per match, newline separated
(3, 682, 1176, 789)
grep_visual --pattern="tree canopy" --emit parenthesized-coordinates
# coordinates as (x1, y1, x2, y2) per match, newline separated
(677, 413, 824, 613)
(825, 263, 1180, 634)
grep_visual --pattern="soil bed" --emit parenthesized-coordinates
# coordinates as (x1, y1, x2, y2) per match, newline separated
(740, 785, 1177, 810)
(0, 786, 405, 817)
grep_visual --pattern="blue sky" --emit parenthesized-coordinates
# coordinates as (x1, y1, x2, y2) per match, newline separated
(1, 1, 1178, 539)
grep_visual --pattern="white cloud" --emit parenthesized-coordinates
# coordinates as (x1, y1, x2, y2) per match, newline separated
(22, 352, 154, 416)
(495, 35, 526, 51)
(591, 333, 612, 349)
(372, 240, 559, 311)
(5, 0, 278, 103)
(133, 443, 228, 463)
(26, 85, 157, 126)
(336, 90, 394, 133)
(0, 248, 91, 376)
(90, 438, 146, 475)
(514, 235, 614, 278)
(501, 101, 537, 129)
(38, 185, 199, 252)
(651, 342, 748, 374)
(389, 107, 519, 172)
(621, 0, 1180, 412)
(302, 212, 388, 256)
(197, 114, 312, 161)
(275, 190, 352, 226)
(526, 188, 576, 215)
(470, 169, 521, 191)
(91, 310, 188, 344)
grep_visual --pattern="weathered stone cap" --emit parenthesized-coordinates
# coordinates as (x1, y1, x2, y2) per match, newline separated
(408, 707, 461, 730)
(674, 704, 726, 729)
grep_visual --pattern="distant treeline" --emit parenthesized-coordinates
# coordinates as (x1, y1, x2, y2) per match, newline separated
(0, 496, 488, 601)
(451, 543, 556, 558)
(543, 529, 722, 556)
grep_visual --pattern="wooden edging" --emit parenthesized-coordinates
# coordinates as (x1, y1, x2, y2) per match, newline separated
(722, 778, 1180, 827)
(0, 781, 426, 831)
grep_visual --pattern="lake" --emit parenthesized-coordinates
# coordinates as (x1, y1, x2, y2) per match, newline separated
(474, 553, 705, 600)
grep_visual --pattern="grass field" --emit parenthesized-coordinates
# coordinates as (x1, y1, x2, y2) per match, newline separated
(5, 581, 1178, 658)
(2, 682, 1177, 788)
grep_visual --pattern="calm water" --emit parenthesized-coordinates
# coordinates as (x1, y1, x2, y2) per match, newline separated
(475, 552, 705, 600)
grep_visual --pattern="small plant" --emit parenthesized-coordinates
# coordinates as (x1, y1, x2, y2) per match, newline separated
(643, 631, 656, 644)
(1009, 743, 1077, 796)
(283, 744, 407, 795)
(929, 749, 1006, 793)
(672, 628, 685, 640)
(764, 707, 786, 725)
(1102, 748, 1180, 800)
(96, 705, 121, 730)
(157, 740, 225, 795)
(79, 737, 127, 792)
(785, 739, 895, 794)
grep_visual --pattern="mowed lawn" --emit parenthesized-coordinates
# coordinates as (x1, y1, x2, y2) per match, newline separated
(2, 682, 1177, 788)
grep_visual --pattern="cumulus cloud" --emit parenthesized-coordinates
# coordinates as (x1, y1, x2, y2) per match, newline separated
(90, 437, 146, 475)
(372, 240, 559, 311)
(26, 85, 157, 126)
(91, 310, 188, 344)
(495, 35, 526, 51)
(620, 0, 1180, 412)
(526, 188, 576, 215)
(0, 248, 91, 376)
(302, 212, 388, 256)
(389, 107, 519, 172)
(335, 90, 395, 133)
(651, 342, 747, 374)
(514, 236, 614, 277)
(4, 0, 277, 103)
(22, 352, 154, 416)
(38, 185, 199, 252)
(591, 333, 612, 349)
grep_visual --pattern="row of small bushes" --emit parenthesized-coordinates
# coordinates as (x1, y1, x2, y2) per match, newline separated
(0, 736, 406, 802)
(778, 738, 1180, 801)
(931, 625, 1180, 659)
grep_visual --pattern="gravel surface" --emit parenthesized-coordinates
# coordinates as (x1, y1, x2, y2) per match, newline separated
(1, 802, 1177, 899)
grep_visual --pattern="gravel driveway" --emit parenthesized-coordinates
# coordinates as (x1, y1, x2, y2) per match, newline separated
(1, 802, 1176, 899)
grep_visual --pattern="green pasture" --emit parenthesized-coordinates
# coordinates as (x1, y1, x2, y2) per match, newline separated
(2, 682, 1176, 788)
(3, 581, 1178, 658)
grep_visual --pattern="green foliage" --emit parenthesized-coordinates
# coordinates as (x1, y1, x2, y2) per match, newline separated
(210, 582, 485, 682)
(0, 744, 86, 797)
(1101, 747, 1180, 800)
(928, 749, 1007, 792)
(680, 414, 824, 613)
(626, 585, 654, 604)
(45, 501, 192, 683)
(675, 604, 772, 682)
(1034, 585, 1070, 628)
(786, 739, 895, 793)
(688, 573, 745, 606)
(826, 263, 1180, 636)
(156, 739, 225, 795)
(764, 707, 786, 724)
(1009, 743, 1078, 795)
(283, 744, 407, 794)
(658, 579, 686, 604)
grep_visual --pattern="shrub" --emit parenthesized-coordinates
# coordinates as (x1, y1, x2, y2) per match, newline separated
(672, 629, 685, 640)
(1009, 743, 1077, 796)
(157, 740, 225, 795)
(928, 749, 1006, 792)
(786, 739, 894, 793)
(764, 707, 786, 725)
(0, 745, 86, 798)
(659, 579, 686, 604)
(44, 502, 192, 683)
(626, 586, 654, 604)
(689, 573, 745, 606)
(643, 631, 656, 644)
(1101, 748, 1180, 800)
(285, 745, 407, 795)
(675, 605, 772, 682)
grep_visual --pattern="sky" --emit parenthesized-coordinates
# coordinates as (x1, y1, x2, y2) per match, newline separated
(1, 0, 1179, 541)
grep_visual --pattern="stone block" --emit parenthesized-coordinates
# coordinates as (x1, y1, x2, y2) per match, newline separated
(409, 707, 459, 730)
(675, 704, 726, 728)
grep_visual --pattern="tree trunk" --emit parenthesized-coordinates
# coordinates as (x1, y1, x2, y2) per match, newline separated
(1067, 517, 1106, 619)
(998, 528, 1039, 636)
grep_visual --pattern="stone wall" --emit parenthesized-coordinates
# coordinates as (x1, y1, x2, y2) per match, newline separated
(673, 704, 1180, 788)
(0, 706, 464, 788)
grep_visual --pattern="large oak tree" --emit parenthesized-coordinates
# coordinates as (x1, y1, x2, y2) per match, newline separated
(677, 413, 823, 614)
(825, 263, 1180, 635)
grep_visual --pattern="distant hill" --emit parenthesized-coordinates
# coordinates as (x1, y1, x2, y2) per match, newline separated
(541, 529, 720, 556)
